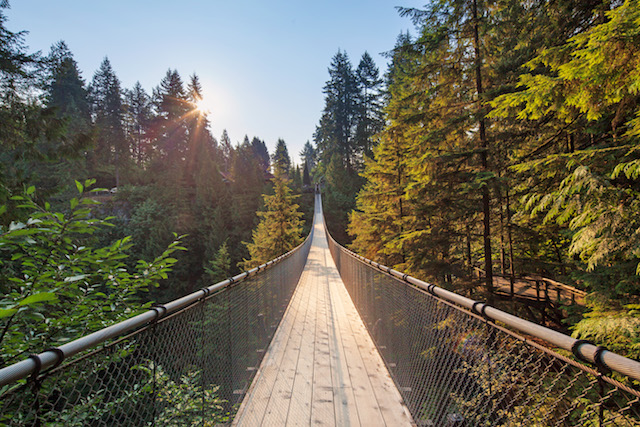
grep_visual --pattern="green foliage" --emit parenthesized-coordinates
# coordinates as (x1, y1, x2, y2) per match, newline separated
(205, 241, 231, 283)
(241, 168, 304, 269)
(272, 138, 291, 175)
(571, 293, 640, 358)
(153, 367, 229, 426)
(0, 180, 184, 365)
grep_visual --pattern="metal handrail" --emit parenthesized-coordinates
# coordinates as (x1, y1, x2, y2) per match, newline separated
(326, 229, 640, 382)
(0, 230, 313, 388)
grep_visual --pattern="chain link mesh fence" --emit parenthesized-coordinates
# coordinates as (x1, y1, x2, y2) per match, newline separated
(0, 234, 312, 426)
(327, 231, 640, 426)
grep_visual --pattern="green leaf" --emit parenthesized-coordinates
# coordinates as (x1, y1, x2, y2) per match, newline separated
(0, 308, 18, 319)
(75, 180, 84, 194)
(64, 274, 88, 282)
(19, 293, 58, 306)
(26, 186, 35, 195)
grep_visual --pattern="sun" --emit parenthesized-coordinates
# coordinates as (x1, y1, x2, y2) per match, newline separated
(194, 98, 210, 114)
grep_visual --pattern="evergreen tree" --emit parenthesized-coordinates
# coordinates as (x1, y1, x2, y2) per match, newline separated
(152, 69, 189, 161)
(0, 8, 67, 204)
(302, 162, 311, 187)
(251, 136, 270, 172)
(124, 82, 152, 165)
(46, 41, 91, 133)
(242, 166, 304, 269)
(220, 129, 233, 173)
(355, 51, 385, 159)
(273, 138, 291, 175)
(315, 50, 359, 170)
(185, 73, 214, 186)
(229, 137, 266, 265)
(300, 140, 316, 170)
(205, 241, 231, 282)
(90, 57, 126, 187)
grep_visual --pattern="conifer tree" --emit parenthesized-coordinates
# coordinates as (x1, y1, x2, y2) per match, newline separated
(205, 241, 231, 282)
(152, 69, 189, 161)
(355, 51, 385, 159)
(273, 138, 291, 175)
(0, 19, 68, 203)
(220, 129, 233, 173)
(300, 140, 316, 170)
(251, 136, 270, 172)
(46, 41, 91, 133)
(315, 50, 359, 170)
(302, 162, 311, 187)
(90, 57, 126, 187)
(242, 166, 304, 269)
(124, 82, 152, 165)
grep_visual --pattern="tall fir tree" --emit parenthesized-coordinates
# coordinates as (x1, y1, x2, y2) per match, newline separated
(272, 138, 291, 175)
(152, 69, 190, 161)
(300, 140, 316, 170)
(242, 166, 304, 269)
(251, 136, 270, 172)
(90, 57, 126, 187)
(354, 51, 385, 160)
(124, 81, 152, 165)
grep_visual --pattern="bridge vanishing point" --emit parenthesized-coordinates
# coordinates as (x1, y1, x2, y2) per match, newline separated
(1, 194, 639, 426)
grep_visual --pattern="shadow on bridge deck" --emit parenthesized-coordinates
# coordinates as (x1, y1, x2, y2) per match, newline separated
(233, 196, 414, 426)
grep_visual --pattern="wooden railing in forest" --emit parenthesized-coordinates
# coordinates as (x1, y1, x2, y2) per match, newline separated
(474, 267, 587, 305)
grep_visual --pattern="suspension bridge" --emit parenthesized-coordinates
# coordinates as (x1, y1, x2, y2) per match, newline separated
(1, 194, 639, 426)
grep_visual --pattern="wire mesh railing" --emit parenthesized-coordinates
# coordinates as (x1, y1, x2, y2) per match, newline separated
(0, 228, 312, 426)
(327, 229, 640, 426)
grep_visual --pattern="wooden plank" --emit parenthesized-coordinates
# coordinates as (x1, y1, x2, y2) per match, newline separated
(324, 261, 361, 426)
(311, 268, 335, 425)
(285, 258, 319, 425)
(327, 263, 385, 426)
(259, 267, 314, 426)
(232, 267, 311, 426)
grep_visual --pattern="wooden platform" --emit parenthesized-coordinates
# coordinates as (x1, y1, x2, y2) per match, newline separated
(233, 198, 414, 426)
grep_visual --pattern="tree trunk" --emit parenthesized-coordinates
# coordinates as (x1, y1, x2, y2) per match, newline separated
(472, 0, 493, 296)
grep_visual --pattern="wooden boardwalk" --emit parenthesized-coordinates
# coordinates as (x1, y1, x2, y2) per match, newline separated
(233, 199, 414, 426)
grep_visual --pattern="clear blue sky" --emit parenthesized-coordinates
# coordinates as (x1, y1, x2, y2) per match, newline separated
(6, 1, 420, 163)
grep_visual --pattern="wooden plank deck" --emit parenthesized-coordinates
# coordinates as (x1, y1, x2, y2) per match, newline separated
(233, 198, 414, 426)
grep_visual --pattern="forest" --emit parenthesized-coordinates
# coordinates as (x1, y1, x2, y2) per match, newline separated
(0, 3, 313, 363)
(314, 0, 640, 359)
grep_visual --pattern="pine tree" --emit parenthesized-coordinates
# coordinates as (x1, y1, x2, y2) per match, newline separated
(300, 140, 316, 170)
(185, 73, 213, 187)
(205, 241, 231, 282)
(251, 136, 270, 172)
(273, 138, 291, 175)
(0, 16, 67, 203)
(124, 82, 152, 165)
(39, 42, 92, 191)
(315, 50, 359, 170)
(229, 138, 267, 264)
(46, 41, 91, 133)
(90, 57, 126, 187)
(355, 51, 385, 159)
(152, 69, 189, 161)
(241, 166, 304, 269)
(220, 129, 233, 173)
(302, 162, 311, 187)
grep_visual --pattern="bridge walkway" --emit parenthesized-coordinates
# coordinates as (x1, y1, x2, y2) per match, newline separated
(233, 198, 414, 426)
